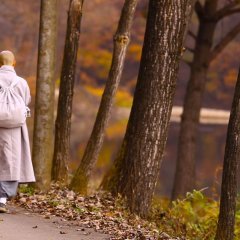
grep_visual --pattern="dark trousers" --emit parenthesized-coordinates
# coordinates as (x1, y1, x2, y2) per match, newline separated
(0, 181, 18, 198)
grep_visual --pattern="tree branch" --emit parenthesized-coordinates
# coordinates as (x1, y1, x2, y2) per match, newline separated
(188, 30, 197, 40)
(213, 1, 240, 20)
(195, 0, 204, 19)
(209, 21, 240, 62)
(186, 46, 195, 53)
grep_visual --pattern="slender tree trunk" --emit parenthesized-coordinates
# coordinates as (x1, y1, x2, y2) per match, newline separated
(102, 0, 194, 217)
(32, 0, 57, 191)
(69, 0, 139, 194)
(51, 0, 84, 183)
(215, 68, 240, 240)
(171, 0, 218, 200)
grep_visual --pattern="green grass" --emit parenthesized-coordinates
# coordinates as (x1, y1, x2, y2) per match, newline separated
(150, 190, 240, 240)
(18, 185, 35, 195)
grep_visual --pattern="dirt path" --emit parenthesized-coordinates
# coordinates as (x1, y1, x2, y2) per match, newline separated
(0, 205, 110, 240)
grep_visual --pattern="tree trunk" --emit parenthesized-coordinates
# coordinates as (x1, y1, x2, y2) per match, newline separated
(215, 68, 240, 240)
(102, 0, 194, 217)
(32, 0, 57, 191)
(51, 0, 84, 183)
(70, 0, 139, 194)
(171, 0, 218, 200)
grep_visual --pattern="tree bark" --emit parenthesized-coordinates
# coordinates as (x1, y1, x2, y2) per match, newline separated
(32, 0, 57, 191)
(52, 0, 84, 183)
(215, 68, 240, 240)
(172, 0, 240, 200)
(102, 0, 194, 217)
(171, 0, 218, 200)
(69, 0, 139, 194)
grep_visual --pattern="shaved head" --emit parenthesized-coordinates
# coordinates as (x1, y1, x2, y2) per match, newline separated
(0, 50, 16, 66)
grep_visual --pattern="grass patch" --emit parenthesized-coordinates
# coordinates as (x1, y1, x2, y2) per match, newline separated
(150, 190, 240, 240)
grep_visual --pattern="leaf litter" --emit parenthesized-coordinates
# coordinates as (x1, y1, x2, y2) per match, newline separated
(12, 184, 183, 240)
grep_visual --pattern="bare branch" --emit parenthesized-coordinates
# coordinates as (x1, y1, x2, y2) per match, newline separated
(188, 30, 197, 40)
(186, 46, 195, 53)
(209, 21, 240, 62)
(213, 1, 240, 20)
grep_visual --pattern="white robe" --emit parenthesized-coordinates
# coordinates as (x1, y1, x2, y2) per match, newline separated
(0, 65, 35, 182)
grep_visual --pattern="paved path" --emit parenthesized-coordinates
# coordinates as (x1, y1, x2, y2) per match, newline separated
(0, 205, 110, 240)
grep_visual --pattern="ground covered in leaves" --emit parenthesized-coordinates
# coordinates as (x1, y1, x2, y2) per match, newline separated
(12, 184, 180, 240)
(13, 185, 239, 240)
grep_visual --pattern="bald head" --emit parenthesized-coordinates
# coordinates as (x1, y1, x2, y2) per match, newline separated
(0, 50, 16, 66)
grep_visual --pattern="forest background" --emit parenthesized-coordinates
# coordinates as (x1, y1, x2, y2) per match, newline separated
(1, 0, 240, 197)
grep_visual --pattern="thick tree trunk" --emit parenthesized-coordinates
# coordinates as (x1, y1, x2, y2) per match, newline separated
(52, 0, 84, 183)
(70, 0, 139, 194)
(171, 0, 218, 200)
(32, 0, 57, 191)
(102, 0, 194, 217)
(215, 68, 240, 240)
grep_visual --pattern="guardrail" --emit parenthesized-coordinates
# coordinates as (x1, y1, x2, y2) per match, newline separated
(171, 106, 230, 124)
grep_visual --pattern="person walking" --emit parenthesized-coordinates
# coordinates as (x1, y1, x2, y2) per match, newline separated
(0, 50, 35, 213)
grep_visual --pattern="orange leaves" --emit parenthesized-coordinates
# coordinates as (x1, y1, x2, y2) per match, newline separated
(128, 43, 142, 61)
(224, 68, 238, 87)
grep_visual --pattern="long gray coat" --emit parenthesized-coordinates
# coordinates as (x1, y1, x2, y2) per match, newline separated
(0, 65, 35, 183)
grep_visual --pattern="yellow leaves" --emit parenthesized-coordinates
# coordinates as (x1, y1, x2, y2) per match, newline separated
(84, 85, 133, 107)
(206, 72, 219, 93)
(79, 48, 112, 79)
(106, 119, 128, 139)
(115, 89, 133, 107)
(84, 85, 103, 97)
(96, 144, 112, 168)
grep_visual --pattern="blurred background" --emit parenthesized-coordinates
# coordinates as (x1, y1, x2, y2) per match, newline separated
(0, 0, 239, 197)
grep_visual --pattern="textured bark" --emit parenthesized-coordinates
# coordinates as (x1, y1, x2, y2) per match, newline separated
(32, 0, 57, 191)
(102, 0, 194, 217)
(172, 0, 240, 200)
(215, 68, 240, 240)
(52, 0, 84, 183)
(70, 0, 139, 194)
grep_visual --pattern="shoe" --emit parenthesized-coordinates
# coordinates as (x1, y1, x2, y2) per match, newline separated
(0, 203, 7, 213)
